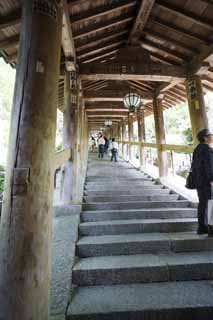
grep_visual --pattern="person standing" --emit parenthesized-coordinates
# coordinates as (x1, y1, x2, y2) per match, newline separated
(191, 129, 213, 234)
(104, 136, 109, 154)
(98, 134, 105, 159)
(110, 138, 119, 162)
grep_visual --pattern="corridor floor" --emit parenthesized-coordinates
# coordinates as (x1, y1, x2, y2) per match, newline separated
(67, 154, 213, 320)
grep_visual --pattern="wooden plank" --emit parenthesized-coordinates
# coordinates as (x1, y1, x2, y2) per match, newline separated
(128, 0, 155, 43)
(83, 89, 153, 100)
(152, 17, 209, 44)
(0, 34, 19, 50)
(71, 0, 136, 25)
(76, 30, 128, 52)
(156, 1, 212, 30)
(0, 8, 21, 30)
(73, 14, 133, 40)
(141, 39, 186, 62)
(54, 148, 72, 170)
(81, 50, 119, 64)
(144, 28, 197, 54)
(62, 0, 76, 67)
(78, 40, 123, 59)
(79, 62, 187, 81)
(189, 44, 213, 74)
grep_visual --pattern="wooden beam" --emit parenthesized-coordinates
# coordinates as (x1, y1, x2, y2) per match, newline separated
(156, 1, 212, 30)
(81, 50, 119, 64)
(62, 0, 76, 67)
(0, 35, 19, 50)
(79, 62, 187, 82)
(152, 17, 209, 44)
(144, 28, 198, 55)
(87, 111, 128, 116)
(141, 39, 186, 62)
(76, 30, 128, 52)
(128, 0, 155, 44)
(86, 108, 127, 112)
(0, 8, 21, 30)
(83, 89, 153, 101)
(155, 80, 183, 96)
(71, 0, 136, 25)
(78, 40, 123, 59)
(73, 14, 133, 40)
(189, 44, 213, 75)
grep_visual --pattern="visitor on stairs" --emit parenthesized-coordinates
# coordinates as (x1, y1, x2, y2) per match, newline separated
(98, 134, 105, 159)
(191, 129, 213, 235)
(110, 138, 118, 162)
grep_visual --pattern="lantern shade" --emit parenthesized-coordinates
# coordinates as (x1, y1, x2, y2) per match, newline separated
(105, 120, 112, 127)
(123, 92, 141, 112)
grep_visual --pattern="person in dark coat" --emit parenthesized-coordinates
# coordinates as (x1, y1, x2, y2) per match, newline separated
(192, 129, 213, 234)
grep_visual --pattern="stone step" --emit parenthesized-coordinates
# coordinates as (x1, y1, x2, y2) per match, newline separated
(83, 194, 179, 203)
(67, 280, 213, 320)
(77, 232, 213, 257)
(73, 252, 213, 286)
(84, 188, 171, 197)
(86, 180, 154, 187)
(85, 184, 165, 192)
(86, 176, 150, 182)
(81, 208, 197, 222)
(79, 218, 197, 236)
(84, 188, 170, 196)
(82, 200, 191, 211)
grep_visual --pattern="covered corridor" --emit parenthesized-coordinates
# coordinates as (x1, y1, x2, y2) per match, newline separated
(0, 0, 213, 319)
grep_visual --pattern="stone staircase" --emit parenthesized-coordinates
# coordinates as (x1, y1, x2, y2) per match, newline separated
(67, 156, 213, 320)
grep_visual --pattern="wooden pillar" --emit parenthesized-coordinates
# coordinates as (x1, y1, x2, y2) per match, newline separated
(0, 2, 63, 319)
(185, 75, 208, 144)
(153, 96, 168, 177)
(72, 89, 83, 204)
(128, 114, 133, 161)
(61, 71, 75, 204)
(121, 121, 125, 157)
(137, 109, 146, 168)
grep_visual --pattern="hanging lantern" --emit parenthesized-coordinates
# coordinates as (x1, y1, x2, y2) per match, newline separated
(105, 120, 112, 127)
(123, 92, 141, 113)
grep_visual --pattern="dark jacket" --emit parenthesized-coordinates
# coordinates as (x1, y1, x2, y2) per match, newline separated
(192, 143, 213, 188)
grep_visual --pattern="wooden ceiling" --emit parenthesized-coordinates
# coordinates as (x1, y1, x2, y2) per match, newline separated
(0, 0, 213, 130)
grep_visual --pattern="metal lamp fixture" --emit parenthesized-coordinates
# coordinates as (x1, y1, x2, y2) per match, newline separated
(105, 120, 112, 127)
(123, 92, 141, 113)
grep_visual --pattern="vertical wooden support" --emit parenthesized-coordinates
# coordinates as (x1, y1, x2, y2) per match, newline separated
(137, 109, 145, 168)
(61, 71, 75, 203)
(153, 96, 168, 177)
(121, 121, 125, 157)
(185, 75, 208, 144)
(128, 114, 133, 161)
(0, 2, 63, 319)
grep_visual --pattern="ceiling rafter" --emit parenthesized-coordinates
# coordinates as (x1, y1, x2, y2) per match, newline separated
(0, 8, 21, 30)
(152, 17, 210, 44)
(143, 28, 198, 55)
(128, 0, 155, 43)
(78, 40, 124, 60)
(70, 0, 137, 25)
(73, 14, 134, 40)
(141, 39, 187, 62)
(0, 34, 19, 50)
(81, 49, 119, 64)
(156, 0, 212, 30)
(76, 30, 128, 52)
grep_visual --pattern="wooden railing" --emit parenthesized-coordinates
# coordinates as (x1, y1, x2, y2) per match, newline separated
(54, 148, 72, 170)
(120, 141, 193, 154)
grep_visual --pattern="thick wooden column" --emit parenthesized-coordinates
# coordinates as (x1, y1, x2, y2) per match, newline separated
(0, 2, 63, 320)
(137, 109, 145, 168)
(128, 114, 133, 161)
(153, 96, 168, 177)
(61, 72, 75, 203)
(185, 75, 208, 144)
